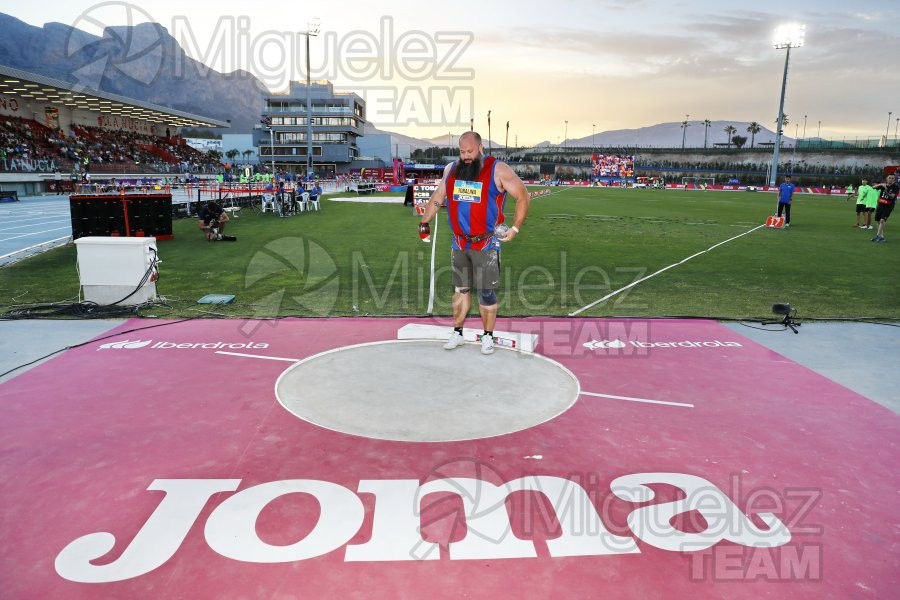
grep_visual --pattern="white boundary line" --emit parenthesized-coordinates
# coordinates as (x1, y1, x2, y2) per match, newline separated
(569, 224, 766, 316)
(427, 216, 438, 314)
(0, 226, 72, 243)
(580, 390, 694, 408)
(0, 235, 72, 263)
(215, 350, 298, 362)
(218, 343, 690, 414)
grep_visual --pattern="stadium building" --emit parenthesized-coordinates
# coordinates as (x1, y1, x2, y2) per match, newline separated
(255, 81, 365, 178)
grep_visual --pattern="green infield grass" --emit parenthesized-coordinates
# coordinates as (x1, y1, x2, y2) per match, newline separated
(0, 187, 897, 321)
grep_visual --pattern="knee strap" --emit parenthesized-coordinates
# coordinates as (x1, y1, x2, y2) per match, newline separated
(479, 288, 497, 306)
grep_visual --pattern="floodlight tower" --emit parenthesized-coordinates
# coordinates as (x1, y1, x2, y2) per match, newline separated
(301, 19, 320, 181)
(768, 23, 805, 186)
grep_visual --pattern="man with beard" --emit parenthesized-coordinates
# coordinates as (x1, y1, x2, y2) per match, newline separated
(418, 131, 531, 355)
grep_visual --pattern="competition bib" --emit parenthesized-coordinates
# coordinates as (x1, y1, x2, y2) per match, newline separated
(452, 180, 483, 203)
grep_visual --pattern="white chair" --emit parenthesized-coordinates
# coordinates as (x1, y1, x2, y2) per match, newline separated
(308, 192, 320, 212)
(261, 193, 277, 213)
(297, 192, 309, 212)
(222, 198, 241, 218)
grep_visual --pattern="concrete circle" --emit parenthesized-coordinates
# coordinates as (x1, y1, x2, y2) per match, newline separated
(275, 340, 580, 442)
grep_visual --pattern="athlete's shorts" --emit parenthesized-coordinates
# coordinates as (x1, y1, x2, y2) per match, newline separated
(874, 203, 894, 222)
(855, 203, 867, 214)
(451, 247, 501, 290)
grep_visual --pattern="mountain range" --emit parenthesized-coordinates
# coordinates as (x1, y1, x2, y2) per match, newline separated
(0, 12, 793, 149)
(420, 120, 794, 150)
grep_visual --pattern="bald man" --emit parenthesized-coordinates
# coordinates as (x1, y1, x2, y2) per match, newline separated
(418, 131, 531, 355)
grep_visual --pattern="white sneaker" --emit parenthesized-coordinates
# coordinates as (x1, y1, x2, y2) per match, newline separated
(480, 334, 494, 355)
(444, 331, 465, 350)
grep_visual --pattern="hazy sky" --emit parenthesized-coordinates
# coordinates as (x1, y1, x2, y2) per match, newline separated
(4, 0, 900, 144)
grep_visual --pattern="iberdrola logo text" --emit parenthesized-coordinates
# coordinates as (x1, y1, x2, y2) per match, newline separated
(583, 339, 743, 350)
(98, 340, 269, 350)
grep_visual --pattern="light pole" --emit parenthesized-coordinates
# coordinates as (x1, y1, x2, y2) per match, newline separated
(487, 110, 492, 155)
(802, 114, 807, 139)
(301, 19, 320, 181)
(792, 123, 799, 171)
(895, 117, 899, 142)
(592, 123, 596, 151)
(769, 23, 805, 187)
(260, 116, 275, 176)
(886, 111, 893, 144)
(505, 121, 509, 157)
(270, 126, 275, 176)
(817, 120, 821, 138)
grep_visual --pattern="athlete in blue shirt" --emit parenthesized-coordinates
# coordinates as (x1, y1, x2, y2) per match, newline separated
(776, 175, 796, 227)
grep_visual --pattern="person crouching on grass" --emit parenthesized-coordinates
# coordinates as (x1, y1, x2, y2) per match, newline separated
(198, 200, 236, 242)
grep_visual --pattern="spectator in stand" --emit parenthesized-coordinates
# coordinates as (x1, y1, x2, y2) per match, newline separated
(776, 175, 795, 228)
(871, 174, 898, 243)
(854, 179, 874, 229)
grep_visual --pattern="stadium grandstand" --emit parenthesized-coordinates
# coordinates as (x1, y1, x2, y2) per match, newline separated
(0, 64, 228, 196)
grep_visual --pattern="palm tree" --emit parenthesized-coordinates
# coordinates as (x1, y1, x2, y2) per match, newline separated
(775, 114, 789, 135)
(225, 149, 240, 164)
(773, 115, 789, 147)
(703, 119, 711, 148)
(724, 125, 737, 147)
(680, 119, 691, 149)
(242, 149, 253, 163)
(746, 122, 761, 148)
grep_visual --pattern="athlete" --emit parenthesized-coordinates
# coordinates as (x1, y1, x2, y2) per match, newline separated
(854, 179, 874, 229)
(418, 131, 530, 355)
(871, 173, 898, 243)
(776, 175, 796, 227)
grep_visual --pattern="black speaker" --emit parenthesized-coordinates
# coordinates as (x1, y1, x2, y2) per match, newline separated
(70, 196, 125, 239)
(69, 194, 173, 239)
(126, 196, 173, 238)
